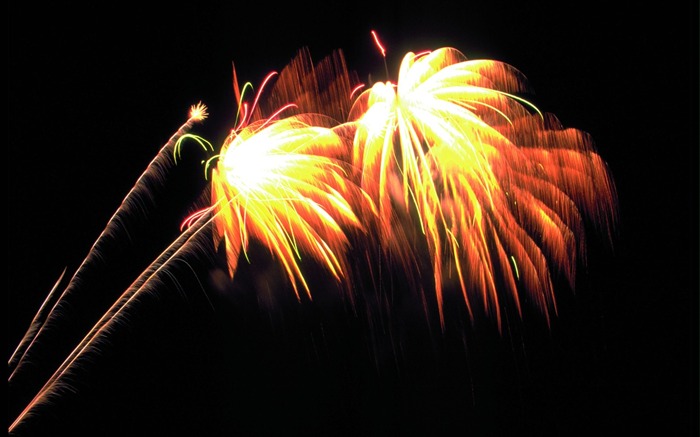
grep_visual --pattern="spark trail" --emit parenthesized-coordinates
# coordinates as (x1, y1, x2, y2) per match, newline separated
(8, 103, 209, 382)
(9, 205, 215, 434)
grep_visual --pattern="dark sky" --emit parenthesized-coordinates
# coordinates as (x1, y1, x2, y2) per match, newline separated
(8, 2, 698, 436)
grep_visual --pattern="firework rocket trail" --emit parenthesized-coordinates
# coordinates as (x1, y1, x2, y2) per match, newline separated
(8, 206, 215, 434)
(8, 103, 208, 383)
(348, 46, 618, 328)
(7, 269, 68, 387)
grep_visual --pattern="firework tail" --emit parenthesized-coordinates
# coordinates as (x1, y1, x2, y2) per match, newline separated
(8, 201, 215, 434)
(8, 103, 208, 381)
(8, 268, 67, 371)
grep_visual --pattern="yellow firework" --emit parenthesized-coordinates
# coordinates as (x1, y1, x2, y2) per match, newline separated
(205, 48, 369, 300)
(211, 113, 365, 300)
(349, 46, 618, 328)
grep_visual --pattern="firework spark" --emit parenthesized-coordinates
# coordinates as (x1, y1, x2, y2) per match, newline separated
(348, 46, 618, 328)
(210, 113, 367, 300)
(208, 47, 372, 301)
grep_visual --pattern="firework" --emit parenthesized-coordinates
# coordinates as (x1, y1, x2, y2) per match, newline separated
(348, 45, 618, 328)
(8, 104, 210, 433)
(210, 113, 366, 300)
(208, 47, 372, 300)
(8, 49, 370, 433)
(8, 103, 208, 381)
(8, 38, 618, 434)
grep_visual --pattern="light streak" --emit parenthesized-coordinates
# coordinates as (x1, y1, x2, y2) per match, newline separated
(9, 104, 211, 433)
(371, 30, 386, 58)
(9, 202, 216, 433)
(8, 103, 209, 382)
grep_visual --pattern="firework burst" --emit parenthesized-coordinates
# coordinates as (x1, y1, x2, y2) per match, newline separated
(348, 45, 618, 328)
(206, 47, 372, 301)
(210, 113, 366, 300)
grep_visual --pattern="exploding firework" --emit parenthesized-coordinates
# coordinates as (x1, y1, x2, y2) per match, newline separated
(207, 47, 374, 301)
(8, 36, 618, 434)
(209, 113, 365, 299)
(348, 45, 618, 329)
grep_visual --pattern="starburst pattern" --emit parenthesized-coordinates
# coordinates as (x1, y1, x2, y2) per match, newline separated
(348, 47, 617, 327)
(210, 113, 365, 300)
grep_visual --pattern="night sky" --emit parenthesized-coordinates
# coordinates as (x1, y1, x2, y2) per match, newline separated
(8, 2, 698, 436)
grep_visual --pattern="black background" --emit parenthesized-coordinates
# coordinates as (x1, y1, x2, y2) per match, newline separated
(8, 2, 698, 436)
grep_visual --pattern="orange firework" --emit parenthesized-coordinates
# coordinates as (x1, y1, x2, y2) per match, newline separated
(348, 46, 618, 328)
(208, 47, 369, 300)
(210, 113, 365, 300)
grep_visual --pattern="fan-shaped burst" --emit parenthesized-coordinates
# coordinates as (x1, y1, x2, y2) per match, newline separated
(349, 47, 617, 328)
(211, 113, 365, 300)
(208, 48, 368, 301)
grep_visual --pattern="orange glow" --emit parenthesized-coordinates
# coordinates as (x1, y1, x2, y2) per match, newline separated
(211, 114, 363, 299)
(210, 48, 366, 300)
(348, 47, 618, 328)
(350, 83, 366, 100)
